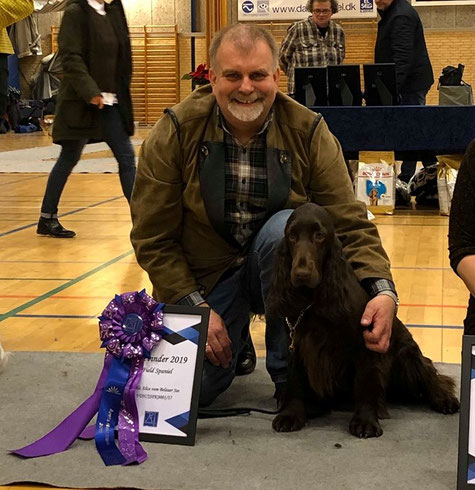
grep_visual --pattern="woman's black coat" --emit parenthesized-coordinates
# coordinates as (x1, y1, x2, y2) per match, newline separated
(52, 0, 134, 143)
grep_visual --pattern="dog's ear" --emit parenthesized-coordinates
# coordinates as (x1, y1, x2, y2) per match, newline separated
(315, 236, 351, 319)
(266, 238, 295, 317)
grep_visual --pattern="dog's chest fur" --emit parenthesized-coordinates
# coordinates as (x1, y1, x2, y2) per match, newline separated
(296, 315, 361, 399)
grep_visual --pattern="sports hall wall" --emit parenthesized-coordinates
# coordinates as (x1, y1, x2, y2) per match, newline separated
(18, 0, 475, 119)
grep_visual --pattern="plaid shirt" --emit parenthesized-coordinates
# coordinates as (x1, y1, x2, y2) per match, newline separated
(279, 17, 345, 94)
(221, 112, 271, 248)
(178, 110, 273, 307)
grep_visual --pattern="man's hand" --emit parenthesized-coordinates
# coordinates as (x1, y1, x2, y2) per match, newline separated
(360, 294, 396, 353)
(202, 306, 232, 368)
(90, 95, 104, 109)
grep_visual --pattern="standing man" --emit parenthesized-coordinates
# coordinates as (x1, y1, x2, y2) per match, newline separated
(279, 0, 345, 96)
(0, 0, 34, 121)
(374, 0, 434, 183)
(131, 24, 398, 407)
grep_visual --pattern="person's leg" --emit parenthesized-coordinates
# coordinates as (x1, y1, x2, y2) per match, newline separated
(199, 269, 251, 406)
(40, 139, 86, 217)
(0, 54, 9, 134)
(102, 105, 136, 201)
(245, 209, 293, 387)
(398, 90, 428, 183)
(0, 54, 8, 117)
(38, 139, 86, 237)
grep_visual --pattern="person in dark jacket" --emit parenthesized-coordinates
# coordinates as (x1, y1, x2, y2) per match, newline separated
(37, 0, 135, 238)
(449, 140, 475, 334)
(374, 0, 434, 183)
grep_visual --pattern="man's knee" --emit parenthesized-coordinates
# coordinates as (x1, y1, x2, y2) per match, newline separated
(258, 209, 293, 252)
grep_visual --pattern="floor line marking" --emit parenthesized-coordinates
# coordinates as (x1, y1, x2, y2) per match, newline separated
(0, 296, 465, 309)
(0, 278, 73, 281)
(0, 175, 46, 187)
(0, 249, 134, 322)
(406, 323, 463, 330)
(0, 260, 117, 264)
(391, 266, 451, 271)
(400, 303, 466, 309)
(13, 314, 96, 319)
(0, 196, 122, 238)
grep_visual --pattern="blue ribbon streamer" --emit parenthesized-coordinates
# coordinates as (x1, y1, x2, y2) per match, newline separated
(95, 357, 130, 466)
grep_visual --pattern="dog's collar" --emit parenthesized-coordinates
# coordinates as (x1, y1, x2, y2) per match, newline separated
(285, 304, 312, 351)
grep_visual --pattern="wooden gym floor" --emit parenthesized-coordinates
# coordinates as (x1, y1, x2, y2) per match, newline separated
(0, 129, 468, 490)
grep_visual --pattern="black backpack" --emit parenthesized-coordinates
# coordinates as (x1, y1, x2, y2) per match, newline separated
(438, 64, 464, 87)
(6, 87, 21, 129)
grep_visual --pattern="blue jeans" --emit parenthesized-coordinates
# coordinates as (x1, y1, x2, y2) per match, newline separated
(398, 89, 431, 183)
(40, 104, 136, 216)
(199, 209, 293, 406)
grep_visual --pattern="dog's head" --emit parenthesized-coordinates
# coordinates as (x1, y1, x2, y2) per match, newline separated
(267, 203, 350, 319)
(284, 203, 335, 289)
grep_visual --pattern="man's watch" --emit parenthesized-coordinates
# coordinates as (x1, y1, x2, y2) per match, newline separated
(377, 290, 399, 314)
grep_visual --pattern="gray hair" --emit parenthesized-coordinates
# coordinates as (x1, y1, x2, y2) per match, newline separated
(209, 23, 279, 72)
(306, 0, 339, 14)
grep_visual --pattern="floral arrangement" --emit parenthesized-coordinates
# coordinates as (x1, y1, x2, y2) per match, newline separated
(182, 63, 210, 86)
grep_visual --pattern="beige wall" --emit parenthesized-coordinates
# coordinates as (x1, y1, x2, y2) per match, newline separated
(17, 1, 475, 105)
(122, 0, 207, 31)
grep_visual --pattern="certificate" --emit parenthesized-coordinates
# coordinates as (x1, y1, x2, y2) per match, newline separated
(458, 335, 475, 489)
(135, 305, 209, 446)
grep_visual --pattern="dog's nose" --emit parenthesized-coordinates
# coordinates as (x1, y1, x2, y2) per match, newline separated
(291, 268, 318, 288)
(294, 268, 312, 281)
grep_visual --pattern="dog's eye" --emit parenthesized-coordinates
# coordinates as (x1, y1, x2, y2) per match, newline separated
(288, 232, 297, 242)
(314, 232, 325, 240)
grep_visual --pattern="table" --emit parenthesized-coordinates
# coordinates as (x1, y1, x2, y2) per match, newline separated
(312, 105, 475, 160)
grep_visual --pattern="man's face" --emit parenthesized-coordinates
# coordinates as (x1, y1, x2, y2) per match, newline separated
(374, 0, 394, 10)
(311, 1, 333, 28)
(209, 39, 280, 128)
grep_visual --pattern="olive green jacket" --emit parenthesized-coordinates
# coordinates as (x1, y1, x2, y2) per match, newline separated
(130, 85, 393, 304)
(52, 0, 133, 143)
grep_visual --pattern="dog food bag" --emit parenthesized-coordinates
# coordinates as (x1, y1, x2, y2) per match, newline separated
(437, 155, 461, 216)
(355, 161, 395, 215)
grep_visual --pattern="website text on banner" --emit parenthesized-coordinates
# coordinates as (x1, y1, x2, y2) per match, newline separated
(238, 0, 376, 20)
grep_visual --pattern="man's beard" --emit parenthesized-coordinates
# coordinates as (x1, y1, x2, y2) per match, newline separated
(227, 92, 265, 122)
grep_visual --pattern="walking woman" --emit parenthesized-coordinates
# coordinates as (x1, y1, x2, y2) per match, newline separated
(37, 0, 135, 238)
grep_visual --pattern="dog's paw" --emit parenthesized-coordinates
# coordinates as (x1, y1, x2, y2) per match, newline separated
(349, 415, 383, 439)
(272, 411, 306, 432)
(430, 394, 460, 415)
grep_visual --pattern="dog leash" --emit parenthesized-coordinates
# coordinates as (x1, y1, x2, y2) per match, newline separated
(198, 407, 280, 418)
(198, 306, 312, 419)
(285, 304, 312, 351)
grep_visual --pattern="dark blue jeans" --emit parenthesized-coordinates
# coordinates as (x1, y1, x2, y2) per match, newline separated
(0, 54, 8, 117)
(200, 209, 293, 406)
(398, 89, 431, 183)
(40, 104, 136, 216)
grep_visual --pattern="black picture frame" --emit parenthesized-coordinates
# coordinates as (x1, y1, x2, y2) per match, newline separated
(137, 305, 209, 446)
(458, 335, 475, 488)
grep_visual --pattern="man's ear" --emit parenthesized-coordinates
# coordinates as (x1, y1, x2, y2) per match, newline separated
(209, 68, 217, 87)
(273, 67, 281, 86)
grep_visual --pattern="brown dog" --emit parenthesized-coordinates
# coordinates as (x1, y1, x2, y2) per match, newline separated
(268, 203, 459, 438)
(368, 187, 379, 206)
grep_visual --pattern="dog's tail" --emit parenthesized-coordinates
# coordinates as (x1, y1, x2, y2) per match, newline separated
(0, 340, 11, 373)
(389, 322, 459, 414)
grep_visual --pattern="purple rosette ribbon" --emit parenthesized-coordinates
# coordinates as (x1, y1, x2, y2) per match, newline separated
(11, 290, 164, 466)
